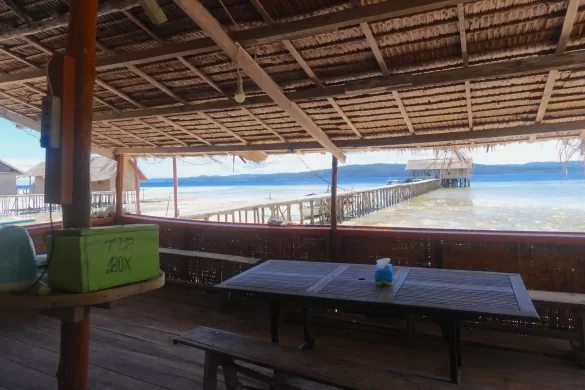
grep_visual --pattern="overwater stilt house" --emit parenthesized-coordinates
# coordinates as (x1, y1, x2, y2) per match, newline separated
(406, 158, 473, 187)
(0, 159, 23, 195)
(24, 157, 147, 194)
(1, 1, 585, 389)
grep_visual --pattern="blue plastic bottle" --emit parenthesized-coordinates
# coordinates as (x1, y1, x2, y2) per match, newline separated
(375, 258, 393, 286)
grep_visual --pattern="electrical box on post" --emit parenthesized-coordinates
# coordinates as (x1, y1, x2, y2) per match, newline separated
(42, 54, 76, 205)
(40, 95, 62, 149)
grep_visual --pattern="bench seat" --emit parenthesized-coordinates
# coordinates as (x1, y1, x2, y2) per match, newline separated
(174, 326, 467, 390)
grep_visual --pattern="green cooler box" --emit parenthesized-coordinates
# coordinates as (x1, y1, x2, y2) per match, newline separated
(48, 224, 159, 293)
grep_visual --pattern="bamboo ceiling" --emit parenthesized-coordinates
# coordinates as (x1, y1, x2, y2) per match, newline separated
(1, 0, 585, 158)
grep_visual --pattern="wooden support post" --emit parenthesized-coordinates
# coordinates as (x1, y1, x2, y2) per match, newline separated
(57, 1, 99, 388)
(329, 155, 338, 261)
(115, 154, 125, 220)
(299, 202, 304, 224)
(173, 157, 179, 218)
(133, 158, 141, 215)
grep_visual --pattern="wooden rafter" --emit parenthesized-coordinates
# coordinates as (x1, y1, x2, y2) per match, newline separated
(114, 118, 585, 156)
(240, 107, 285, 142)
(0, 89, 39, 111)
(199, 112, 247, 144)
(158, 116, 211, 145)
(360, 22, 389, 75)
(535, 0, 580, 123)
(0, 0, 139, 41)
(135, 119, 188, 146)
(175, 0, 346, 161)
(457, 4, 468, 66)
(392, 91, 415, 134)
(120, 8, 285, 142)
(250, 0, 361, 139)
(106, 122, 157, 147)
(93, 50, 585, 122)
(2, 0, 33, 24)
(326, 98, 362, 138)
(358, 8, 414, 136)
(464, 81, 473, 130)
(535, 70, 559, 123)
(556, 0, 580, 55)
(457, 4, 473, 131)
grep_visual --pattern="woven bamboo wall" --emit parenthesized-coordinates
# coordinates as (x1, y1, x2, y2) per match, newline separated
(27, 215, 585, 336)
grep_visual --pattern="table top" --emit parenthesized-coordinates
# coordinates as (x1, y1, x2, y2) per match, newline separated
(217, 261, 539, 320)
(0, 272, 165, 310)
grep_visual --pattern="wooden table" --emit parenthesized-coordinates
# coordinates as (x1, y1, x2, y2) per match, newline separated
(217, 261, 539, 384)
(0, 271, 165, 390)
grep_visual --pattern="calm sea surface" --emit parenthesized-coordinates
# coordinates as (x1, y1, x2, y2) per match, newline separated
(140, 173, 585, 232)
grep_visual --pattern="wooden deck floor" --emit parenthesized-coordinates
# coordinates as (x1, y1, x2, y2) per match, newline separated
(0, 285, 584, 390)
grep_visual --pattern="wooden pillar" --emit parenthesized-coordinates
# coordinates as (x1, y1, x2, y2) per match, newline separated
(115, 154, 125, 219)
(57, 1, 98, 389)
(173, 157, 179, 218)
(329, 155, 338, 261)
(133, 158, 141, 215)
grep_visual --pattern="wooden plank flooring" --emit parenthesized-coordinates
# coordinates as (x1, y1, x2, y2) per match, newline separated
(0, 285, 584, 390)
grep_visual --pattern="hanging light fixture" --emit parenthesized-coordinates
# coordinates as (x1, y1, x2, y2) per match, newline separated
(139, 0, 168, 25)
(234, 69, 246, 103)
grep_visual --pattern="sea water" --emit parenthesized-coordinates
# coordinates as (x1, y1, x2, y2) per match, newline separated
(126, 174, 585, 232)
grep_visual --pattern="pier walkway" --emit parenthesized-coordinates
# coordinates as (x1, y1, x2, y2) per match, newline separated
(187, 179, 441, 224)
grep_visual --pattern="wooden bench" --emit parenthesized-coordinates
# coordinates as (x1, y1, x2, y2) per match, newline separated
(159, 247, 260, 288)
(159, 248, 260, 307)
(529, 290, 585, 366)
(174, 326, 467, 390)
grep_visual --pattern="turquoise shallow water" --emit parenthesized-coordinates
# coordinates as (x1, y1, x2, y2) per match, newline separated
(345, 179, 585, 232)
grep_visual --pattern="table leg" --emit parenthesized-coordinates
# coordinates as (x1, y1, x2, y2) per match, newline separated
(270, 301, 280, 344)
(439, 319, 462, 384)
(57, 306, 90, 390)
(300, 304, 314, 350)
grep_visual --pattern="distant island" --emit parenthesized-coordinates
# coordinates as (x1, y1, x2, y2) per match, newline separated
(143, 161, 583, 186)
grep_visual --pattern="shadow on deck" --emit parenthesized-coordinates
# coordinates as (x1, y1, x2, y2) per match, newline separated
(0, 285, 583, 390)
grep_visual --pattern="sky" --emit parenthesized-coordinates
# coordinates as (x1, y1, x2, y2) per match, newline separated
(0, 119, 580, 180)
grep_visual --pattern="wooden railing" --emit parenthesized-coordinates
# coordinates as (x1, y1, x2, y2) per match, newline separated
(187, 179, 441, 224)
(0, 191, 136, 215)
(120, 214, 585, 336)
(25, 215, 585, 337)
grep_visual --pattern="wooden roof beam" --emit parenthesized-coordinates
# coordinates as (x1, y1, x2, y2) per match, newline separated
(392, 91, 415, 134)
(95, 50, 585, 122)
(158, 116, 212, 145)
(457, 4, 473, 130)
(114, 118, 585, 156)
(0, 1, 481, 86)
(105, 122, 158, 147)
(122, 7, 284, 143)
(0, 0, 140, 41)
(250, 0, 360, 139)
(361, 22, 389, 75)
(240, 107, 285, 142)
(2, 0, 33, 24)
(176, 0, 346, 162)
(464, 81, 473, 130)
(199, 112, 247, 144)
(536, 0, 580, 123)
(135, 119, 189, 146)
(360, 18, 415, 135)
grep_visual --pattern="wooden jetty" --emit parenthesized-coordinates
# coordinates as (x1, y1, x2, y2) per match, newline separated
(0, 191, 136, 216)
(188, 179, 440, 224)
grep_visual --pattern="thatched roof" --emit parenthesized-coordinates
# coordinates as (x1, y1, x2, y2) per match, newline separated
(24, 157, 147, 181)
(1, 0, 585, 158)
(406, 158, 473, 171)
(0, 159, 23, 174)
